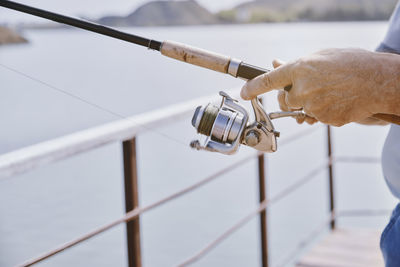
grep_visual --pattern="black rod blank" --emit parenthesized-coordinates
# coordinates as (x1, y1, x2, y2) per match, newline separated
(0, 0, 162, 50)
(0, 0, 270, 80)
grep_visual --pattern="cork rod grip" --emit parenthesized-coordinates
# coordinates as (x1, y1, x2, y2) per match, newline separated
(160, 40, 231, 74)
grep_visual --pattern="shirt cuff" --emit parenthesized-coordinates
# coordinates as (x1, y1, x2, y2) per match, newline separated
(376, 42, 400, 54)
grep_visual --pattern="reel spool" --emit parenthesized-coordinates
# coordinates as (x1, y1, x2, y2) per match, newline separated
(190, 92, 249, 155)
(190, 91, 306, 155)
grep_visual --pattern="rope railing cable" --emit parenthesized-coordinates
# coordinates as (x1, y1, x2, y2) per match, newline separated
(338, 209, 392, 217)
(176, 161, 328, 267)
(274, 212, 335, 267)
(0, 120, 321, 182)
(18, 153, 258, 266)
(334, 156, 381, 164)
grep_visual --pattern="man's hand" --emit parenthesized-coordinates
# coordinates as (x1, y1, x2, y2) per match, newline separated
(241, 48, 400, 126)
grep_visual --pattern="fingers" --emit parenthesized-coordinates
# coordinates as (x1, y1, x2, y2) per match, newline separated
(277, 90, 289, 111)
(278, 90, 318, 125)
(284, 90, 303, 109)
(304, 116, 318, 125)
(295, 113, 318, 125)
(242, 58, 316, 124)
(296, 115, 306, 124)
(241, 61, 293, 100)
(274, 59, 303, 108)
(278, 90, 303, 111)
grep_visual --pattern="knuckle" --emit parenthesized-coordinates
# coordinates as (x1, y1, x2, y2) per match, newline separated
(277, 91, 286, 106)
(261, 74, 272, 89)
(279, 103, 289, 112)
(306, 117, 317, 125)
(294, 57, 308, 68)
(286, 91, 302, 108)
(313, 112, 346, 127)
(331, 121, 346, 127)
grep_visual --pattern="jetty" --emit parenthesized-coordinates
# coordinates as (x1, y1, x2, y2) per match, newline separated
(297, 228, 383, 267)
(0, 90, 387, 267)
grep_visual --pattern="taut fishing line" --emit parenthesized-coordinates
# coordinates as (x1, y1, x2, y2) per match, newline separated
(0, 0, 306, 155)
(0, 63, 189, 147)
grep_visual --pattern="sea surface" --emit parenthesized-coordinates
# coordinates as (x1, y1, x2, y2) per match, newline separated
(0, 22, 397, 267)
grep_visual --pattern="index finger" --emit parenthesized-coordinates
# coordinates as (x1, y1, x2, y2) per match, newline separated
(240, 62, 293, 100)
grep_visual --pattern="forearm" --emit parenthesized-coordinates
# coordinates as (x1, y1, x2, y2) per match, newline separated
(357, 116, 389, 126)
(373, 52, 400, 117)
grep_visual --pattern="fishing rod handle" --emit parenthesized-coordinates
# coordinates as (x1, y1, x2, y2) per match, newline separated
(161, 40, 234, 74)
(160, 40, 272, 80)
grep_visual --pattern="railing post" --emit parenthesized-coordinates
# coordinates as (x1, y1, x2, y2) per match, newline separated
(327, 125, 336, 230)
(257, 97, 269, 267)
(258, 153, 269, 267)
(122, 137, 142, 267)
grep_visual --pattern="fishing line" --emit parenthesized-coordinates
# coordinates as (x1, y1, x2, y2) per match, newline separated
(0, 62, 189, 147)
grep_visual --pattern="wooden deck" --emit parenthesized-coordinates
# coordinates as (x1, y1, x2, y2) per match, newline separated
(297, 228, 384, 267)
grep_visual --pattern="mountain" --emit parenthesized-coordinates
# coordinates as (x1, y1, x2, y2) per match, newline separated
(98, 0, 221, 27)
(218, 0, 398, 23)
(97, 0, 398, 27)
(0, 26, 27, 45)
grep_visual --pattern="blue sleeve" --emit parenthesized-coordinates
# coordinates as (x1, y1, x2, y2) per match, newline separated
(377, 1, 400, 54)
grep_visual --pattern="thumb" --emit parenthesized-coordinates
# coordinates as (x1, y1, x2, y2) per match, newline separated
(241, 61, 293, 100)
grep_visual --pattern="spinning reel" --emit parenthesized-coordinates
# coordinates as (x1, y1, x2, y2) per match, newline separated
(190, 91, 305, 155)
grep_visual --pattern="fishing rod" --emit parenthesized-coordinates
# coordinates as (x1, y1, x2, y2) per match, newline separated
(0, 0, 298, 155)
(2, 0, 400, 154)
(0, 0, 268, 81)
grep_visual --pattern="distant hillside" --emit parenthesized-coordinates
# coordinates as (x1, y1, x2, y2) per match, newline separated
(0, 26, 27, 45)
(97, 0, 398, 27)
(218, 0, 398, 23)
(98, 0, 221, 26)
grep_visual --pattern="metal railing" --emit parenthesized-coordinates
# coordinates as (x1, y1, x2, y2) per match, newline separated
(0, 90, 387, 267)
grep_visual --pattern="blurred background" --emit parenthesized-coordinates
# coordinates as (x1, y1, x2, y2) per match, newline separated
(0, 0, 398, 266)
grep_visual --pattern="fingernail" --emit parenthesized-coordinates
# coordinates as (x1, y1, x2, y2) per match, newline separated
(272, 59, 283, 68)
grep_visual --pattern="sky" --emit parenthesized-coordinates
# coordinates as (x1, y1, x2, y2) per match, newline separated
(0, 0, 247, 24)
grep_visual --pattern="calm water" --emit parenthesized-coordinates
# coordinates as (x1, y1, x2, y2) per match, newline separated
(0, 22, 397, 267)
